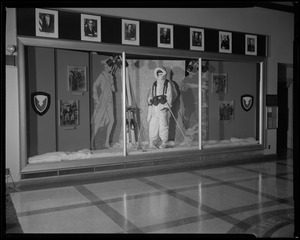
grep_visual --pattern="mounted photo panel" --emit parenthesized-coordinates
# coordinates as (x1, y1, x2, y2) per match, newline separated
(219, 100, 234, 121)
(219, 31, 232, 53)
(122, 19, 140, 45)
(157, 23, 173, 48)
(245, 34, 257, 56)
(190, 27, 204, 51)
(59, 100, 79, 126)
(35, 8, 58, 38)
(81, 14, 101, 42)
(68, 66, 87, 93)
(211, 73, 228, 94)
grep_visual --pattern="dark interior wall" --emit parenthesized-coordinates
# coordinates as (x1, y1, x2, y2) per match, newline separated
(26, 47, 56, 157)
(208, 61, 257, 140)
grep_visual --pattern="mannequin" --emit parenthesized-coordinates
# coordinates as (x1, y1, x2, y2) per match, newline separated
(147, 66, 173, 149)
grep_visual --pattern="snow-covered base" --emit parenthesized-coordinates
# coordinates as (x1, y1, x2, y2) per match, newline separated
(28, 137, 259, 164)
(28, 148, 123, 164)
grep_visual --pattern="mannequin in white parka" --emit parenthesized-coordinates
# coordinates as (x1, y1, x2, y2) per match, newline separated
(147, 66, 174, 149)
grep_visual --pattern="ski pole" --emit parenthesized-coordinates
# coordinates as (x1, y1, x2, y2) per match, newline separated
(166, 102, 191, 148)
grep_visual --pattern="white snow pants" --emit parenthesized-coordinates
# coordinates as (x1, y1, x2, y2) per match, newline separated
(148, 105, 169, 146)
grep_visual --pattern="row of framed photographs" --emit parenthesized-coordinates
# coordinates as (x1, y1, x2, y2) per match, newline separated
(35, 8, 257, 55)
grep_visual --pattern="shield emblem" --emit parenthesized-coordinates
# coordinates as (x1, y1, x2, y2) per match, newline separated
(31, 92, 51, 116)
(241, 94, 254, 112)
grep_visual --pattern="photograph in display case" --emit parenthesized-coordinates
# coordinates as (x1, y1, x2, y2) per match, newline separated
(122, 19, 140, 45)
(68, 66, 87, 92)
(157, 24, 173, 48)
(219, 100, 234, 121)
(190, 28, 204, 51)
(245, 34, 257, 56)
(35, 8, 58, 38)
(219, 31, 232, 53)
(59, 100, 79, 126)
(211, 73, 228, 94)
(81, 14, 101, 42)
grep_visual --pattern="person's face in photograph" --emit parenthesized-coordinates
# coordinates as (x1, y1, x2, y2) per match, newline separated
(45, 15, 50, 25)
(162, 28, 168, 36)
(194, 32, 199, 39)
(128, 24, 132, 32)
(88, 20, 93, 29)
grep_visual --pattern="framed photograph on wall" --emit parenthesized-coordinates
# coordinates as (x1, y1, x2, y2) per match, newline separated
(245, 34, 257, 56)
(190, 28, 204, 51)
(59, 100, 79, 126)
(122, 19, 140, 45)
(219, 100, 234, 121)
(35, 8, 58, 38)
(211, 73, 228, 94)
(219, 31, 232, 53)
(157, 24, 173, 48)
(81, 14, 101, 42)
(68, 66, 87, 93)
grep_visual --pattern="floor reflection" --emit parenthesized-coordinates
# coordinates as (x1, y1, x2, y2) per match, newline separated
(8, 151, 294, 236)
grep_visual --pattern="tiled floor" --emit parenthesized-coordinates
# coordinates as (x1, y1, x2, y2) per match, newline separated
(7, 152, 294, 236)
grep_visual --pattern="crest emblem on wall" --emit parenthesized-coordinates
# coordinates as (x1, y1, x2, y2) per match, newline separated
(31, 92, 51, 116)
(241, 94, 254, 112)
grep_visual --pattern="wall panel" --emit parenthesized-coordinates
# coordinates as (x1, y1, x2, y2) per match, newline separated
(56, 49, 90, 151)
(26, 47, 56, 156)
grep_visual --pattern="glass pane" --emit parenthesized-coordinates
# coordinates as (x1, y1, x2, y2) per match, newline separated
(201, 60, 260, 149)
(26, 51, 125, 165)
(125, 59, 199, 154)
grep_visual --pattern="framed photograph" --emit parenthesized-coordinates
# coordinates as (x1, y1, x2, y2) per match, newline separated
(211, 73, 228, 94)
(68, 66, 87, 93)
(219, 31, 232, 53)
(35, 8, 58, 38)
(245, 34, 257, 55)
(157, 24, 173, 48)
(122, 19, 140, 45)
(190, 28, 204, 51)
(59, 100, 79, 126)
(219, 101, 234, 121)
(81, 14, 101, 42)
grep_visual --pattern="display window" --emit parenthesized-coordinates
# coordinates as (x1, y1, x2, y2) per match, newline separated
(124, 58, 199, 154)
(18, 37, 264, 168)
(25, 49, 201, 163)
(200, 60, 261, 149)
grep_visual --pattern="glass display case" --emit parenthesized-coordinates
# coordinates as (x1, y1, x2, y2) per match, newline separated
(18, 38, 264, 167)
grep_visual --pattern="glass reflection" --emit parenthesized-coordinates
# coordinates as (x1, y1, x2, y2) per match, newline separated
(201, 61, 260, 149)
(198, 183, 202, 210)
(125, 59, 199, 154)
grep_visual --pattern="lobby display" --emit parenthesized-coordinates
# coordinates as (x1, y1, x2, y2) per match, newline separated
(17, 8, 264, 167)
